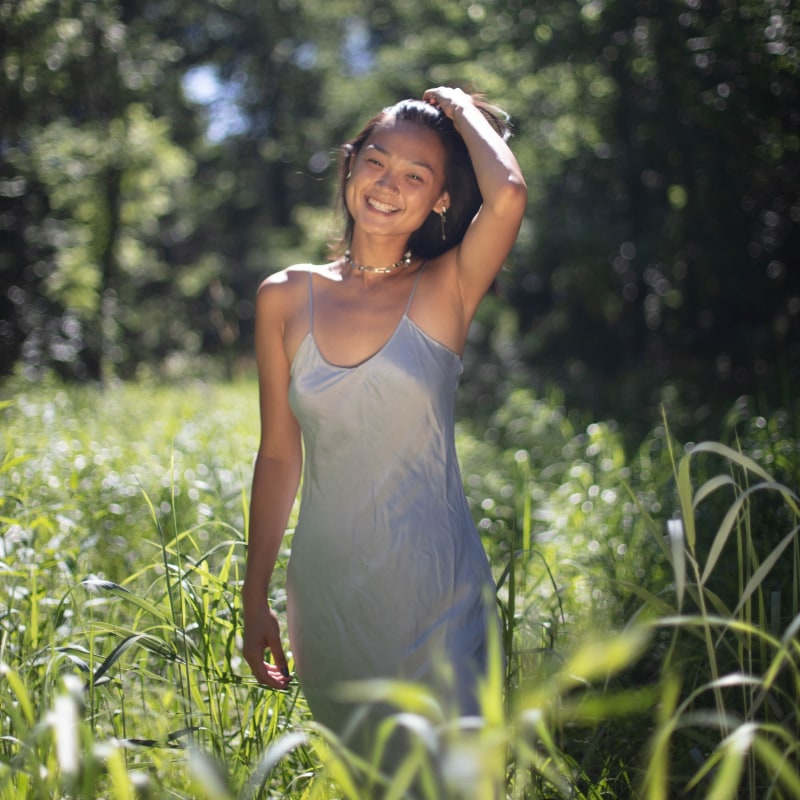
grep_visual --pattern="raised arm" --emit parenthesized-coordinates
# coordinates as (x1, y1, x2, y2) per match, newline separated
(242, 276, 302, 690)
(423, 87, 528, 314)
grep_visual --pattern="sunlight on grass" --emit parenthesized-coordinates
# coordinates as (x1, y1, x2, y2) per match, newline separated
(1, 377, 798, 798)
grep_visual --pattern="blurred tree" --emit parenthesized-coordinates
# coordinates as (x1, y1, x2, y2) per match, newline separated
(500, 0, 800, 423)
(0, 0, 337, 379)
(7, 107, 194, 376)
(1, 0, 198, 378)
(2, 0, 797, 433)
(161, 0, 341, 376)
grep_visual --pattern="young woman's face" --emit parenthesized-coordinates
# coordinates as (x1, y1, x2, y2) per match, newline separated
(345, 117, 450, 241)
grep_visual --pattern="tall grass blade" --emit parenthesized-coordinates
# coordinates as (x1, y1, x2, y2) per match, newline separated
(242, 731, 310, 800)
(332, 680, 444, 722)
(0, 662, 35, 725)
(692, 473, 735, 507)
(50, 691, 80, 779)
(701, 482, 798, 585)
(558, 626, 651, 687)
(189, 747, 236, 800)
(81, 578, 171, 623)
(677, 454, 697, 551)
(616, 580, 677, 618)
(667, 518, 686, 612)
(752, 734, 800, 796)
(308, 730, 363, 800)
(515, 710, 574, 796)
(689, 723, 754, 800)
(105, 746, 135, 800)
(479, 585, 505, 729)
(643, 671, 681, 800)
(686, 441, 774, 482)
(728, 523, 800, 622)
(91, 633, 178, 686)
(753, 612, 800, 713)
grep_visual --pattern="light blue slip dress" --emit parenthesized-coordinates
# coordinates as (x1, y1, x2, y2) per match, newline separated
(286, 265, 496, 744)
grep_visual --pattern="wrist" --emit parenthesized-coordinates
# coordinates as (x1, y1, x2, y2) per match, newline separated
(242, 575, 271, 602)
(451, 97, 483, 131)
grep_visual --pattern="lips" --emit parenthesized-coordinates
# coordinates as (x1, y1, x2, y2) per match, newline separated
(366, 196, 400, 213)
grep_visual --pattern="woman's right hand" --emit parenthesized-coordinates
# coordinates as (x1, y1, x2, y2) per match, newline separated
(242, 596, 292, 690)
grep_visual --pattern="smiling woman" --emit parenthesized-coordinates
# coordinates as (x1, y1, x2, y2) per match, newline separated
(343, 118, 450, 259)
(241, 86, 527, 790)
(336, 95, 504, 262)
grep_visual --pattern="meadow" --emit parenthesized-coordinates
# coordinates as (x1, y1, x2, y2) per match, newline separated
(1, 375, 798, 799)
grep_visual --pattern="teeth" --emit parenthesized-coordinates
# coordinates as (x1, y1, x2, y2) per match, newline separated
(367, 197, 399, 213)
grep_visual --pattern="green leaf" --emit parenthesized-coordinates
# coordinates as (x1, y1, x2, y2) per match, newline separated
(91, 633, 178, 686)
(559, 626, 651, 687)
(81, 577, 170, 622)
(701, 482, 798, 585)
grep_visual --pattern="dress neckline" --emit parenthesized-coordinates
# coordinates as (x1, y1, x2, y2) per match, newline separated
(311, 313, 413, 370)
(302, 263, 426, 371)
(291, 314, 461, 373)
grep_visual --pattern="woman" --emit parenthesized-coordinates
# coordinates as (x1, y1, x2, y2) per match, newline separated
(242, 87, 527, 747)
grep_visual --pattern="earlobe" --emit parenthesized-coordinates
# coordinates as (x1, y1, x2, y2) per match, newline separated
(434, 192, 451, 215)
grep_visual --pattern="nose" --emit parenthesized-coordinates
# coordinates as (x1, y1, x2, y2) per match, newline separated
(375, 170, 399, 193)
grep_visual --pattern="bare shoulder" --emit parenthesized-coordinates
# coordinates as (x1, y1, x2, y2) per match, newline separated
(259, 262, 339, 291)
(256, 264, 340, 359)
(256, 263, 325, 314)
(259, 263, 311, 293)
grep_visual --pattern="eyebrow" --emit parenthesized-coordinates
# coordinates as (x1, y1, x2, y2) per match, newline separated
(365, 143, 435, 173)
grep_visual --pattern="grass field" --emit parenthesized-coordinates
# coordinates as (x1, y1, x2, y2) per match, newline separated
(1, 376, 799, 798)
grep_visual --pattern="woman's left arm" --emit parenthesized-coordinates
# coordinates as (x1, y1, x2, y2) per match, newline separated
(423, 87, 528, 313)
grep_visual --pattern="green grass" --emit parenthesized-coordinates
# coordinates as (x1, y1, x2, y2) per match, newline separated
(1, 376, 798, 798)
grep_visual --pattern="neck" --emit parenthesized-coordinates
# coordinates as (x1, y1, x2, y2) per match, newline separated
(347, 232, 412, 266)
(345, 248, 412, 274)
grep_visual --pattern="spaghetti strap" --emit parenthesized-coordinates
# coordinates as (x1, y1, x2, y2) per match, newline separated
(403, 262, 427, 316)
(307, 269, 314, 334)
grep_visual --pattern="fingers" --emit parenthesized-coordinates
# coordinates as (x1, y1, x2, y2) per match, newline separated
(423, 87, 448, 108)
(242, 605, 292, 689)
(244, 647, 292, 690)
(268, 632, 289, 672)
(423, 87, 469, 119)
(254, 658, 293, 690)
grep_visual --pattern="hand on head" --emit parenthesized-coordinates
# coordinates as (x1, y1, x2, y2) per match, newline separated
(422, 86, 471, 120)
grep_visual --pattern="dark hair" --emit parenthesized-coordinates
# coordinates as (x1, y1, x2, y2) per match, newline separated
(333, 94, 512, 260)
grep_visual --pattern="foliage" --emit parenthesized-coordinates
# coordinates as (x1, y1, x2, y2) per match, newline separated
(0, 0, 336, 381)
(502, 0, 800, 427)
(2, 0, 798, 431)
(1, 378, 799, 797)
(0, 378, 314, 797)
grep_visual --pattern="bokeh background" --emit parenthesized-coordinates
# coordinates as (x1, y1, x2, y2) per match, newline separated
(2, 0, 798, 439)
(3, 4, 800, 796)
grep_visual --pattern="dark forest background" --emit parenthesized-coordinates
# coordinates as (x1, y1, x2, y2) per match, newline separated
(2, 0, 798, 442)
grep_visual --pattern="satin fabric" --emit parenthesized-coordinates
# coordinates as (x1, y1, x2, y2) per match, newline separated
(286, 268, 495, 743)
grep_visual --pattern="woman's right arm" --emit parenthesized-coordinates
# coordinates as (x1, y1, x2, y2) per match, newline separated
(242, 275, 303, 690)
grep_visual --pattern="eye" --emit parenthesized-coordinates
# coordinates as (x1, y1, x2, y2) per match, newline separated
(366, 157, 382, 167)
(408, 173, 423, 182)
